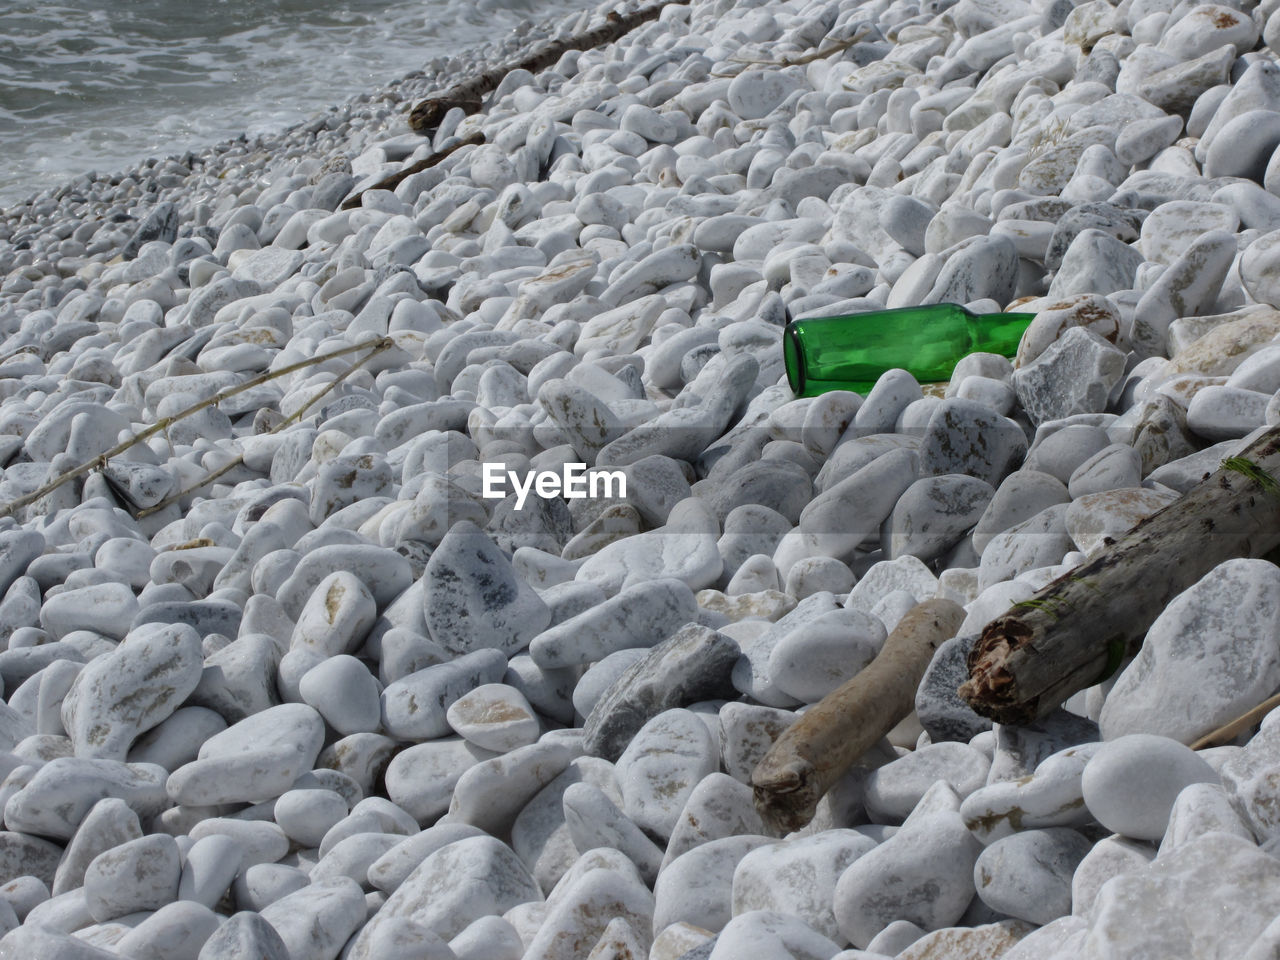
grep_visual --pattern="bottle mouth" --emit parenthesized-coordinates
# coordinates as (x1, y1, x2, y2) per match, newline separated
(783, 324, 805, 395)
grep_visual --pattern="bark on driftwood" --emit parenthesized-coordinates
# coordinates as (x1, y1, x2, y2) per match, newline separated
(961, 425, 1280, 727)
(752, 598, 966, 834)
(406, 0, 690, 135)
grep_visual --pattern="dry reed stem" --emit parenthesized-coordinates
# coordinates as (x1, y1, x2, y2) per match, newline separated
(0, 335, 394, 520)
(134, 336, 393, 518)
(1191, 690, 1280, 750)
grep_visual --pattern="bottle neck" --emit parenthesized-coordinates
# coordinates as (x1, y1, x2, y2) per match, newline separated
(968, 311, 1037, 355)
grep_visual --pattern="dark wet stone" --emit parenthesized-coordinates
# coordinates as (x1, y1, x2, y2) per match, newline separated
(422, 520, 550, 657)
(121, 201, 179, 260)
(916, 633, 992, 743)
(584, 623, 741, 762)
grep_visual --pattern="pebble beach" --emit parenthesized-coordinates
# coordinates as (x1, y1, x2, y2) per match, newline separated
(2, 0, 1280, 955)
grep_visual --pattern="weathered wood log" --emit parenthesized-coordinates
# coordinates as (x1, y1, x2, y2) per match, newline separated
(407, 0, 690, 134)
(752, 598, 966, 834)
(960, 425, 1280, 726)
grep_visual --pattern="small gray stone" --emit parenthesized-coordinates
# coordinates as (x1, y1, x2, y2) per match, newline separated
(356, 836, 541, 947)
(584, 623, 739, 762)
(1046, 229, 1144, 299)
(1085, 833, 1280, 958)
(1222, 718, 1280, 841)
(925, 235, 1020, 305)
(381, 649, 508, 742)
(655, 835, 776, 934)
(1064, 486, 1179, 555)
(61, 622, 204, 761)
(1240, 229, 1280, 309)
(718, 702, 797, 781)
(1014, 327, 1127, 425)
(834, 811, 982, 949)
(864, 742, 992, 822)
(83, 834, 180, 922)
(664, 772, 765, 867)
(1205, 110, 1280, 181)
(732, 831, 877, 943)
(198, 912, 290, 960)
(918, 399, 1027, 486)
(529, 579, 697, 669)
(977, 503, 1073, 591)
(973, 828, 1092, 925)
(885, 475, 995, 562)
(767, 609, 886, 704)
(1068, 443, 1142, 498)
(618, 708, 720, 841)
(422, 521, 550, 658)
(917, 634, 993, 743)
(1024, 425, 1112, 485)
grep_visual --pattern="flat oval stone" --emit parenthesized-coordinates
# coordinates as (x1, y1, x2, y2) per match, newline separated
(165, 703, 326, 806)
(864, 742, 993, 822)
(732, 830, 877, 942)
(1082, 734, 1217, 840)
(834, 811, 982, 949)
(529, 579, 697, 670)
(5, 759, 168, 841)
(617, 708, 719, 841)
(973, 828, 1093, 924)
(83, 834, 180, 923)
(446, 683, 541, 753)
(61, 622, 204, 761)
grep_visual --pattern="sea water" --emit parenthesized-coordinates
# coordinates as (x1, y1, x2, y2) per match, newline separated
(0, 0, 592, 204)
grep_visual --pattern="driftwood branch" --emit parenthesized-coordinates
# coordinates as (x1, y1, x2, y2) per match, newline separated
(752, 598, 966, 834)
(340, 134, 483, 210)
(406, 1, 690, 135)
(0, 337, 394, 520)
(960, 425, 1280, 726)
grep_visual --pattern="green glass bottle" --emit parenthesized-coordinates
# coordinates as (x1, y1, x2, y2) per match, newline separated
(783, 303, 1036, 397)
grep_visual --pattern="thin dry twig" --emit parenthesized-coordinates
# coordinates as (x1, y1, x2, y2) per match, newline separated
(134, 336, 393, 518)
(1191, 690, 1280, 750)
(0, 336, 395, 520)
(711, 35, 864, 75)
